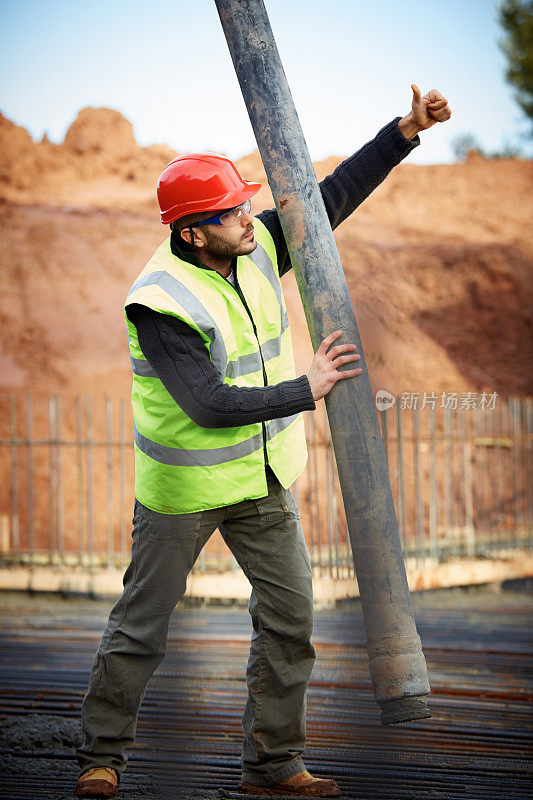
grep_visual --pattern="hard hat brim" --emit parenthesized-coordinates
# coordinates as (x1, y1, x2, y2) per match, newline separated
(160, 180, 262, 225)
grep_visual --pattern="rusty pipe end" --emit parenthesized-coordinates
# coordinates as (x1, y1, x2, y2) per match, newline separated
(379, 695, 431, 725)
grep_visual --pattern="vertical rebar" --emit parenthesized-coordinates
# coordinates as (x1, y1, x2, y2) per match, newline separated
(76, 396, 85, 565)
(443, 408, 452, 556)
(472, 405, 481, 548)
(429, 404, 438, 562)
(413, 406, 424, 563)
(501, 399, 510, 541)
(495, 401, 504, 546)
(9, 395, 20, 556)
(26, 394, 34, 568)
(48, 395, 57, 560)
(462, 408, 475, 558)
(480, 401, 491, 552)
(509, 398, 520, 549)
(106, 397, 114, 568)
(332, 468, 340, 579)
(55, 395, 64, 564)
(450, 409, 460, 558)
(525, 398, 532, 541)
(518, 398, 527, 547)
(488, 404, 498, 553)
(396, 403, 406, 548)
(381, 408, 389, 472)
(86, 395, 94, 570)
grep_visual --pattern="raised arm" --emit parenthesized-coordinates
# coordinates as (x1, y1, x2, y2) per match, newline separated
(258, 84, 451, 275)
(257, 116, 419, 275)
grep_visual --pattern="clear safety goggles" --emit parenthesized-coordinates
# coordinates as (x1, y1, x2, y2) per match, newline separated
(194, 199, 252, 227)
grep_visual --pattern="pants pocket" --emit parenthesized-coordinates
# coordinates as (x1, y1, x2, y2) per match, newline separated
(146, 509, 201, 543)
(272, 480, 299, 518)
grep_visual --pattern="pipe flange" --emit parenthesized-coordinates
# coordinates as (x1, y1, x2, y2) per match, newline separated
(379, 695, 431, 725)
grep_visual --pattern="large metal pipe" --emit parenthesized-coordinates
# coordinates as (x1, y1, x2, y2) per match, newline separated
(215, 0, 430, 724)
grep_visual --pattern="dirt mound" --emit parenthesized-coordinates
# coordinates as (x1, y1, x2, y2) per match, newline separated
(64, 106, 137, 154)
(0, 112, 59, 191)
(0, 113, 37, 168)
(0, 107, 178, 206)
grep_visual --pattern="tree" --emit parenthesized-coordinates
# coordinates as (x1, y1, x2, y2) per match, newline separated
(451, 133, 484, 160)
(498, 0, 533, 135)
(451, 131, 522, 160)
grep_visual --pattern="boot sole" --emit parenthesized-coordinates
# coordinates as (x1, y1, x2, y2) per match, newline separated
(75, 778, 119, 798)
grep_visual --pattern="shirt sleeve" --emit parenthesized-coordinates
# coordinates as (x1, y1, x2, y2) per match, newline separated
(127, 304, 316, 429)
(257, 116, 420, 275)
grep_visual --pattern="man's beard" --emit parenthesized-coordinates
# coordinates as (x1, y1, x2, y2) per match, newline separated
(202, 228, 257, 262)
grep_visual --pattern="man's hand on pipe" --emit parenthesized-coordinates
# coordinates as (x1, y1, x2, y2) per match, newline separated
(398, 84, 452, 139)
(307, 331, 362, 401)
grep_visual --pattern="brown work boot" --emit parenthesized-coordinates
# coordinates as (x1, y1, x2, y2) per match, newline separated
(238, 769, 342, 796)
(75, 766, 119, 797)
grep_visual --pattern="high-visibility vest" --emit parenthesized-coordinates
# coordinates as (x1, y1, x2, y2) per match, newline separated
(124, 218, 308, 514)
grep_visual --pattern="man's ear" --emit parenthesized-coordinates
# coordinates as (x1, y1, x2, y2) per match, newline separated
(179, 227, 192, 245)
(180, 227, 204, 248)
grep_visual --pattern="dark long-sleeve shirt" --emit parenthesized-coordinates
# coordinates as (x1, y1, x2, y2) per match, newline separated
(127, 117, 420, 427)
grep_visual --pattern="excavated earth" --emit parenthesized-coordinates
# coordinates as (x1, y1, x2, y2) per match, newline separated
(0, 107, 532, 397)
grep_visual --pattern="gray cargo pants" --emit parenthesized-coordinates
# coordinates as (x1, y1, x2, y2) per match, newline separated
(76, 468, 316, 787)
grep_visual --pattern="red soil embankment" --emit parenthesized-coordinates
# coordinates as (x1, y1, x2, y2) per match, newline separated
(0, 107, 531, 396)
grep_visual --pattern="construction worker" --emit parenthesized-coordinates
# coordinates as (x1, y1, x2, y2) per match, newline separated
(75, 85, 451, 798)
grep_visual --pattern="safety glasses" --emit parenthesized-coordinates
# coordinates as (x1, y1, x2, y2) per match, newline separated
(193, 199, 252, 227)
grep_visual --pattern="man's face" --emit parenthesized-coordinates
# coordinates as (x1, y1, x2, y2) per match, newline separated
(182, 206, 257, 259)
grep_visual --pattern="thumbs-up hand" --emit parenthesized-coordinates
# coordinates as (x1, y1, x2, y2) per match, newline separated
(398, 83, 452, 140)
(410, 83, 452, 130)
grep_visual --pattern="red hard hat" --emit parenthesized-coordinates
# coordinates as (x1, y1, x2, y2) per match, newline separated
(157, 152, 262, 225)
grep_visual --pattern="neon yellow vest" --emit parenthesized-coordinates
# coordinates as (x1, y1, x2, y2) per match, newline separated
(124, 219, 308, 513)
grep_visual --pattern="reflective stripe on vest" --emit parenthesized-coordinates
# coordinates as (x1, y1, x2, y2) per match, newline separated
(249, 240, 285, 313)
(133, 413, 299, 468)
(129, 269, 228, 376)
(126, 332, 159, 378)
(130, 355, 158, 378)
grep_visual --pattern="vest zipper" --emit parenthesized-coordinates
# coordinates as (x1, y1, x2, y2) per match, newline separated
(221, 264, 270, 468)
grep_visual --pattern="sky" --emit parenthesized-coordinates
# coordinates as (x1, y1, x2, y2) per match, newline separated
(0, 0, 530, 164)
